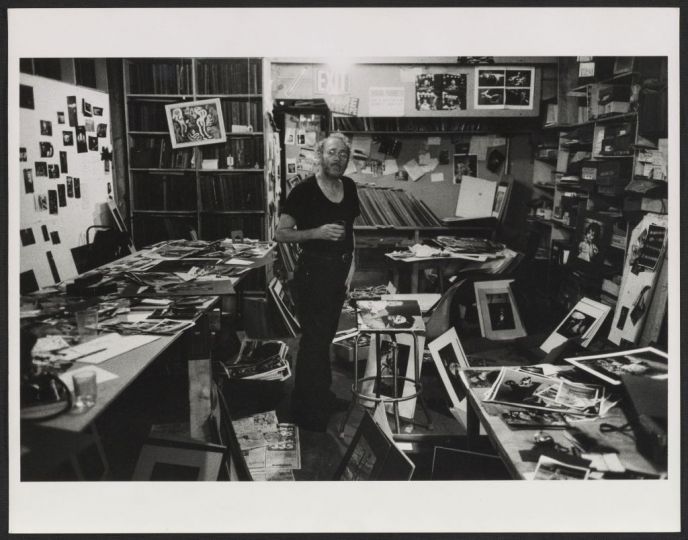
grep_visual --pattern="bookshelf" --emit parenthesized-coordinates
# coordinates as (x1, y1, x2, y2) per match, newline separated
(122, 58, 267, 250)
(531, 56, 667, 316)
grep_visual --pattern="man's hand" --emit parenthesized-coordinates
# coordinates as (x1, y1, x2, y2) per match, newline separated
(315, 223, 345, 242)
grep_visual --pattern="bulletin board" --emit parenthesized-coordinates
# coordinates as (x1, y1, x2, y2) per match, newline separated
(19, 73, 113, 289)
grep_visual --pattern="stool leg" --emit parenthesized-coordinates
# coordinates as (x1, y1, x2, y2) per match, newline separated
(390, 337, 401, 433)
(339, 332, 361, 435)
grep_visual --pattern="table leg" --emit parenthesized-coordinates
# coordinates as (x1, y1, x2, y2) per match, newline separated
(391, 337, 401, 433)
(186, 313, 214, 441)
(412, 333, 433, 430)
(466, 399, 480, 450)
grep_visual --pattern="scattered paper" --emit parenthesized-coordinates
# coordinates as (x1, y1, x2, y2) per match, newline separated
(403, 159, 425, 182)
(59, 365, 119, 391)
(223, 258, 253, 266)
(383, 159, 399, 175)
(430, 172, 444, 183)
(67, 333, 160, 365)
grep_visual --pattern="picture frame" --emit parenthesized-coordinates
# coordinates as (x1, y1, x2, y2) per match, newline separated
(428, 327, 469, 408)
(564, 346, 668, 386)
(165, 98, 226, 149)
(540, 297, 611, 353)
(268, 277, 300, 337)
(132, 438, 226, 481)
(570, 210, 615, 273)
(333, 411, 414, 481)
(474, 279, 526, 340)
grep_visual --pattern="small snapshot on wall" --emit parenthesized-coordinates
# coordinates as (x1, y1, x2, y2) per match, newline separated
(23, 169, 34, 194)
(40, 120, 52, 136)
(47, 164, 60, 179)
(475, 67, 534, 110)
(57, 111, 65, 124)
(20, 85, 34, 109)
(165, 98, 226, 149)
(63, 131, 74, 146)
(415, 73, 467, 111)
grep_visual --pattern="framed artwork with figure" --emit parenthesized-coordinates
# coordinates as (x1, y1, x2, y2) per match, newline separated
(165, 98, 226, 149)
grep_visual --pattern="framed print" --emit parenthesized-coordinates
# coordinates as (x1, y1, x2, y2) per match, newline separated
(474, 66, 534, 110)
(474, 279, 526, 340)
(570, 210, 615, 273)
(540, 297, 611, 353)
(428, 328, 469, 408)
(133, 438, 226, 481)
(165, 98, 226, 149)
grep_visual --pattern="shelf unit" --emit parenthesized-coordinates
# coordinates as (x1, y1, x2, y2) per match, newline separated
(122, 58, 267, 249)
(530, 56, 667, 315)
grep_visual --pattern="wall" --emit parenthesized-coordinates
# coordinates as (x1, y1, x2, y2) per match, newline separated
(20, 73, 114, 288)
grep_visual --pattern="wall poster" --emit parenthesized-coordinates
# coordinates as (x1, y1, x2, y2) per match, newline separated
(474, 67, 534, 110)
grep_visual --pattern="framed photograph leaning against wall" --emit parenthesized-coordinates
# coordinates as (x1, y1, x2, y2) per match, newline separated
(474, 279, 526, 340)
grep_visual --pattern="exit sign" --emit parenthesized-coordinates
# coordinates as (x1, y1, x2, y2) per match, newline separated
(315, 70, 351, 95)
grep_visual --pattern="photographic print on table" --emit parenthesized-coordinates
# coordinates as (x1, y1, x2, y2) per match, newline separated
(165, 98, 226, 149)
(501, 408, 568, 429)
(571, 211, 613, 272)
(40, 120, 52, 136)
(76, 126, 87, 153)
(453, 154, 477, 184)
(62, 131, 74, 146)
(564, 346, 668, 386)
(474, 280, 526, 340)
(356, 299, 424, 332)
(485, 368, 565, 413)
(39, 142, 54, 158)
(20, 84, 34, 109)
(67, 96, 77, 126)
(23, 169, 34, 194)
(533, 455, 590, 480)
(59, 151, 68, 173)
(34, 162, 47, 177)
(428, 327, 469, 408)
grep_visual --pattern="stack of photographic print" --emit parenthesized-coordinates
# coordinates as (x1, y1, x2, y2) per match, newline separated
(564, 346, 668, 386)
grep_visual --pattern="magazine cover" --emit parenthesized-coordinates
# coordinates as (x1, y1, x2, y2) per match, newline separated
(356, 300, 424, 332)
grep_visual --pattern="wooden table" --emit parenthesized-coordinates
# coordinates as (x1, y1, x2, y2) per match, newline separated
(458, 365, 665, 479)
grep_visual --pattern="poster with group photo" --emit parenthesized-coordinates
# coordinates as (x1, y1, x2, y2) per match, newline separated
(415, 73, 467, 111)
(474, 67, 534, 110)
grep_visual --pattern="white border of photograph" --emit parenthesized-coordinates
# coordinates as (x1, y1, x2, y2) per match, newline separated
(474, 279, 526, 340)
(564, 346, 668, 386)
(428, 327, 469, 409)
(132, 441, 226, 481)
(540, 297, 611, 353)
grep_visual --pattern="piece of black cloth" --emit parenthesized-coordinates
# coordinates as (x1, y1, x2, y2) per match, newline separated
(281, 175, 360, 253)
(291, 251, 352, 429)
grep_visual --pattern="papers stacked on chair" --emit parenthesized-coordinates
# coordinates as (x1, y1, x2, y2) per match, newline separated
(221, 338, 291, 381)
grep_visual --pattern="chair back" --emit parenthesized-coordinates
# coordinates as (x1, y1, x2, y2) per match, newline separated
(425, 278, 467, 342)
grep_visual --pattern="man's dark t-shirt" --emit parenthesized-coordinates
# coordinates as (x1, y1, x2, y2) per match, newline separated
(281, 175, 360, 254)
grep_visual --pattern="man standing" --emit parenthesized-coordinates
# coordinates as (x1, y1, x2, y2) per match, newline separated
(275, 133, 359, 431)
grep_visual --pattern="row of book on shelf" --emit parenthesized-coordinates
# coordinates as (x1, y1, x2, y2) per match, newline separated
(130, 136, 264, 170)
(196, 60, 262, 95)
(127, 61, 193, 95)
(332, 116, 496, 133)
(200, 173, 264, 211)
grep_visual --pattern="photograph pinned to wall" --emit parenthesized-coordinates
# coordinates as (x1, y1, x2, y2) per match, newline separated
(474, 280, 526, 340)
(48, 189, 58, 214)
(82, 99, 92, 117)
(453, 154, 477, 184)
(40, 120, 52, 136)
(67, 96, 77, 126)
(571, 210, 614, 273)
(85, 118, 95, 132)
(20, 84, 34, 109)
(73, 177, 81, 198)
(20, 228, 36, 247)
(36, 194, 48, 212)
(57, 111, 65, 124)
(475, 67, 535, 110)
(59, 151, 68, 174)
(39, 141, 54, 158)
(35, 162, 47, 177)
(41, 225, 50, 241)
(45, 250, 61, 283)
(23, 169, 34, 194)
(100, 147, 113, 173)
(93, 106, 103, 116)
(62, 131, 74, 146)
(165, 98, 226, 149)
(76, 126, 87, 153)
(50, 231, 61, 245)
(47, 164, 60, 179)
(57, 184, 67, 207)
(97, 123, 107, 137)
(627, 222, 667, 275)
(394, 169, 409, 181)
(439, 73, 467, 110)
(20, 147, 27, 161)
(66, 176, 74, 197)
(415, 74, 438, 111)
(88, 136, 99, 151)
